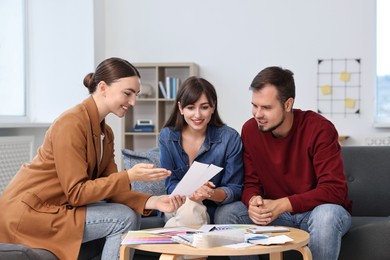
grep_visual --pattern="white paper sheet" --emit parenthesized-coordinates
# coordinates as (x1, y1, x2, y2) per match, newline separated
(248, 235, 293, 245)
(170, 161, 223, 196)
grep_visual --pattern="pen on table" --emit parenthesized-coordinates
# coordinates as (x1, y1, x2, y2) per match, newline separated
(178, 235, 192, 243)
(209, 226, 217, 232)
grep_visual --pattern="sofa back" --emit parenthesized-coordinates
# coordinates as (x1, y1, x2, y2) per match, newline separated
(341, 146, 390, 217)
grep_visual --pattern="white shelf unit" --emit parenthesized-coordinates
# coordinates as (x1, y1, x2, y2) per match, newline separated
(123, 63, 199, 151)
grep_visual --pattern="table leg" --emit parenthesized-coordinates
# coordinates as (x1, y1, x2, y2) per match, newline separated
(269, 252, 282, 260)
(119, 245, 130, 260)
(159, 253, 182, 260)
(295, 246, 313, 260)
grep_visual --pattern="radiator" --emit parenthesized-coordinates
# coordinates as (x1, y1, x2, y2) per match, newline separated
(0, 136, 34, 193)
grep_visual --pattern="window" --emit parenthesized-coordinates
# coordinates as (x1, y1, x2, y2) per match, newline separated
(0, 0, 27, 122)
(375, 0, 390, 125)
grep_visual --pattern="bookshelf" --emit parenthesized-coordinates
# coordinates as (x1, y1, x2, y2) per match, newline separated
(123, 63, 199, 151)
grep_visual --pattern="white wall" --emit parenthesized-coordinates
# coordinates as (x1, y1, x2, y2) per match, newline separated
(27, 0, 95, 123)
(0, 0, 95, 154)
(4, 0, 389, 169)
(100, 0, 390, 168)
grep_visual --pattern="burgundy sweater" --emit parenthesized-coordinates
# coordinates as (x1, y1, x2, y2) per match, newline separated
(241, 109, 352, 214)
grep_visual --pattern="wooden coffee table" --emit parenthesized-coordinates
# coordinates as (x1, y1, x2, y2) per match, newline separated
(120, 227, 312, 260)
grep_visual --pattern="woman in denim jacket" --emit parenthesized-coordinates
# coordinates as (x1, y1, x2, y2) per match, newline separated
(159, 76, 244, 226)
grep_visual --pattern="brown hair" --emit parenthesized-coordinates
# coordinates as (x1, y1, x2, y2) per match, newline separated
(83, 57, 140, 94)
(250, 66, 295, 106)
(164, 76, 224, 129)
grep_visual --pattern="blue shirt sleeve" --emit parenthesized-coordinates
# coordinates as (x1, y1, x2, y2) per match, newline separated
(158, 128, 179, 194)
(214, 128, 243, 204)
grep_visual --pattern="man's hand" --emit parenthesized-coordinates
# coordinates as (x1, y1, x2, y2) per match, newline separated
(248, 195, 272, 225)
(127, 163, 171, 183)
(248, 196, 293, 225)
(262, 197, 293, 222)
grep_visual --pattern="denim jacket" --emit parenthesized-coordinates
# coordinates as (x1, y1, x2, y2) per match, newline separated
(159, 125, 244, 208)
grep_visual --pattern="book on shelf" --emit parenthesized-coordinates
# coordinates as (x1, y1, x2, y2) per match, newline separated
(165, 76, 180, 99)
(158, 81, 167, 98)
(130, 124, 155, 132)
(165, 77, 171, 99)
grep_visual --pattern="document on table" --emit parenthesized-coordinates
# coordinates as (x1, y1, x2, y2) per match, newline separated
(247, 226, 290, 234)
(170, 161, 223, 197)
(248, 235, 293, 245)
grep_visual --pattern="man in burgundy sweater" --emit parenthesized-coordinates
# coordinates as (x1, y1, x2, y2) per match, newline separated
(215, 66, 352, 260)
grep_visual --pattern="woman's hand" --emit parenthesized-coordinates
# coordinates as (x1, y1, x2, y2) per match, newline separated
(189, 181, 216, 202)
(145, 195, 186, 213)
(127, 163, 171, 183)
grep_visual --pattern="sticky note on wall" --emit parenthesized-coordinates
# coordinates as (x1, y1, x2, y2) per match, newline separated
(340, 72, 351, 82)
(320, 85, 332, 95)
(345, 98, 356, 108)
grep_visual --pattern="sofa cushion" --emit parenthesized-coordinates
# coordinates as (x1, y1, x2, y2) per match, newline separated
(339, 218, 390, 260)
(121, 147, 166, 196)
(0, 243, 57, 260)
(341, 146, 390, 217)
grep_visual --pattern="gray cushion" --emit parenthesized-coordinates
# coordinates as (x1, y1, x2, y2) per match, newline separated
(0, 243, 57, 260)
(341, 146, 390, 217)
(121, 147, 166, 196)
(339, 218, 390, 260)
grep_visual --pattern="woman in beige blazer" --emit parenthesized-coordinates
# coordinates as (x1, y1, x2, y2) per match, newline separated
(0, 57, 185, 260)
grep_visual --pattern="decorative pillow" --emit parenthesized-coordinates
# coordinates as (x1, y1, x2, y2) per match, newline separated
(121, 147, 166, 196)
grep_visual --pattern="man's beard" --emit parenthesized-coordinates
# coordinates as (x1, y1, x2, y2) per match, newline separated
(258, 115, 285, 133)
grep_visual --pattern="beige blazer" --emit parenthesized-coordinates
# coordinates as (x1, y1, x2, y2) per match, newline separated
(0, 96, 152, 259)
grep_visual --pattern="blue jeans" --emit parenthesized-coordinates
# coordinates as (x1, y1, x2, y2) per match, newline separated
(82, 201, 141, 260)
(215, 201, 352, 260)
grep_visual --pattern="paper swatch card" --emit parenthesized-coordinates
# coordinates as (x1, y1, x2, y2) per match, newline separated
(170, 161, 223, 197)
(247, 226, 290, 234)
(121, 231, 174, 244)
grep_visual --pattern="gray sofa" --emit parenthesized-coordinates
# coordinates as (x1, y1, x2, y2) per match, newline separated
(1, 146, 389, 259)
(0, 236, 104, 260)
(338, 146, 390, 260)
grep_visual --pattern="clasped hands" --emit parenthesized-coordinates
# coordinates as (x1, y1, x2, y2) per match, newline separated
(248, 195, 292, 225)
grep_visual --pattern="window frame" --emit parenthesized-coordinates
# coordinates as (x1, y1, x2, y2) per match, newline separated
(374, 0, 390, 127)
